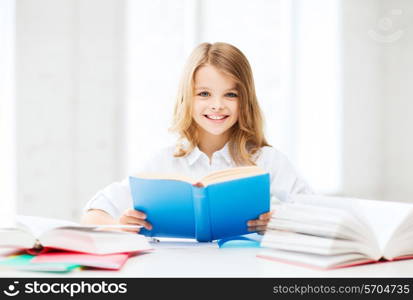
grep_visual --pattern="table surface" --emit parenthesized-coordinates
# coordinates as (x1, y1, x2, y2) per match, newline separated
(2, 239, 413, 278)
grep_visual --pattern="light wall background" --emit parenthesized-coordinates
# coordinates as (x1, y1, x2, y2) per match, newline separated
(0, 0, 412, 222)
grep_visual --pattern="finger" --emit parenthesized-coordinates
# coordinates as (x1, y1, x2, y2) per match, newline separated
(120, 215, 142, 224)
(247, 220, 269, 227)
(140, 221, 152, 230)
(259, 211, 273, 220)
(127, 219, 152, 230)
(122, 227, 141, 233)
(124, 209, 146, 219)
(120, 216, 153, 230)
(248, 225, 267, 233)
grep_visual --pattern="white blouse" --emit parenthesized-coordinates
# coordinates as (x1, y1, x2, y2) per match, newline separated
(83, 143, 313, 219)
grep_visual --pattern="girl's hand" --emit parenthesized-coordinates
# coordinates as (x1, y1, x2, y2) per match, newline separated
(119, 208, 152, 233)
(247, 211, 273, 235)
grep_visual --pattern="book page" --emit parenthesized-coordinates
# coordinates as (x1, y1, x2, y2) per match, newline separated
(292, 195, 413, 253)
(267, 218, 358, 241)
(258, 248, 371, 269)
(40, 229, 152, 254)
(16, 215, 79, 238)
(0, 229, 36, 249)
(134, 166, 267, 186)
(271, 203, 369, 243)
(383, 229, 413, 259)
(353, 200, 413, 253)
(262, 230, 377, 258)
(200, 166, 266, 186)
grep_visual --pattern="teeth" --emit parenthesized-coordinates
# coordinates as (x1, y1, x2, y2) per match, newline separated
(207, 115, 226, 120)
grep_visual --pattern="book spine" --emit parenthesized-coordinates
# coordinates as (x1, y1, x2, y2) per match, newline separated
(192, 186, 212, 242)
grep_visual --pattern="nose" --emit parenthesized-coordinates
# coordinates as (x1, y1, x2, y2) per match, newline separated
(210, 96, 225, 111)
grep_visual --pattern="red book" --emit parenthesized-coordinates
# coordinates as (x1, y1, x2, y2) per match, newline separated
(31, 252, 131, 270)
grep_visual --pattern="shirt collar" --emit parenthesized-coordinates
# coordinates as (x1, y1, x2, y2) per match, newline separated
(186, 143, 233, 166)
(215, 143, 232, 165)
(186, 146, 203, 166)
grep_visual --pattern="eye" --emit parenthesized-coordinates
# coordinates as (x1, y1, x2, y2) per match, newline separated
(225, 92, 238, 98)
(197, 91, 210, 97)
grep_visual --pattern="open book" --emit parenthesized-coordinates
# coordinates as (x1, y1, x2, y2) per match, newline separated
(258, 195, 413, 270)
(130, 166, 270, 242)
(0, 215, 152, 255)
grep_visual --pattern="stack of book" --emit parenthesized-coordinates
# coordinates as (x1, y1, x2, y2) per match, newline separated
(258, 195, 413, 270)
(0, 216, 152, 273)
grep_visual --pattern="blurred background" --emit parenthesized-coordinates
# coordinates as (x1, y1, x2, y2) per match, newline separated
(0, 0, 412, 222)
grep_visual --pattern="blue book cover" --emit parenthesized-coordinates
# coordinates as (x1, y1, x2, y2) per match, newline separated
(129, 166, 270, 242)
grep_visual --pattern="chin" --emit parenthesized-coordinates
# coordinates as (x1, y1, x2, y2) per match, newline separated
(208, 130, 228, 136)
(201, 126, 230, 136)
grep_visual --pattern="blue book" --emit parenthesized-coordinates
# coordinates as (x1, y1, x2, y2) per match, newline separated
(129, 166, 270, 242)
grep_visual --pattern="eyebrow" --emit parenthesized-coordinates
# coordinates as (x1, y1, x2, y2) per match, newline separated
(195, 86, 238, 91)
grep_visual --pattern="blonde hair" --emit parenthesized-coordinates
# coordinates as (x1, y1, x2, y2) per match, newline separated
(170, 42, 270, 166)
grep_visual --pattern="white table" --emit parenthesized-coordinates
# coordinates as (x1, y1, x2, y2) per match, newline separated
(2, 239, 413, 277)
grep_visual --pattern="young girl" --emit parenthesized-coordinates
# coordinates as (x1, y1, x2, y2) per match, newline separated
(81, 42, 313, 234)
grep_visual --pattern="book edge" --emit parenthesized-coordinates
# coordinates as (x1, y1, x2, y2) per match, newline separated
(256, 253, 378, 271)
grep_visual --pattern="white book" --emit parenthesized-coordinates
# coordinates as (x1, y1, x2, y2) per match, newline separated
(0, 215, 152, 255)
(258, 195, 413, 269)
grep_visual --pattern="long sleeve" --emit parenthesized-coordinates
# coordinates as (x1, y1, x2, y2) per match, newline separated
(83, 178, 133, 219)
(256, 146, 314, 206)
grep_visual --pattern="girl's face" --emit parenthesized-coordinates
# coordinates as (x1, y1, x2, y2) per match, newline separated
(192, 64, 239, 137)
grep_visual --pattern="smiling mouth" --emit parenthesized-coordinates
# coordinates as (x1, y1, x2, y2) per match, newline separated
(204, 114, 229, 120)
